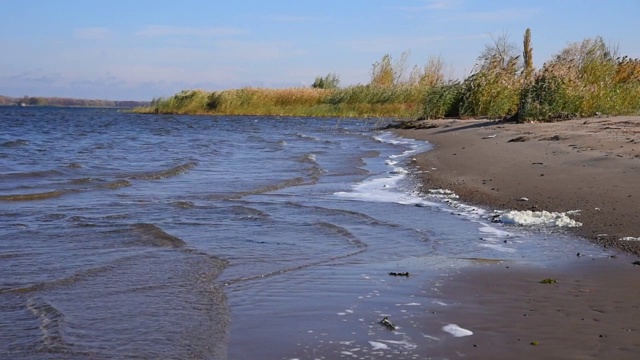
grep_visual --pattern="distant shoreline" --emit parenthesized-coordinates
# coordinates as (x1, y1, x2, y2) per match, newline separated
(0, 95, 150, 108)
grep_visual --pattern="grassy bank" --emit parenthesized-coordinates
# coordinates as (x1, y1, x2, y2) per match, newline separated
(137, 31, 640, 122)
(135, 85, 426, 119)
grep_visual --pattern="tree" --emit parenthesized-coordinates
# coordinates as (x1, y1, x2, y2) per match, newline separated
(478, 32, 519, 71)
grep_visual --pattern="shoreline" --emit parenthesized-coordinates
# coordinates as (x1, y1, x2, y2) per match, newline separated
(394, 116, 640, 257)
(391, 116, 640, 359)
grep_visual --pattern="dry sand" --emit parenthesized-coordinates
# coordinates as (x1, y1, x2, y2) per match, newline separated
(393, 116, 640, 359)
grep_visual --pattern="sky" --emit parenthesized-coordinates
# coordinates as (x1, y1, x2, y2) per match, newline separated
(1, 0, 638, 101)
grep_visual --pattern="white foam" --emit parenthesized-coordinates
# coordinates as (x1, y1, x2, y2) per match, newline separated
(620, 237, 640, 241)
(479, 226, 512, 237)
(334, 133, 431, 206)
(422, 334, 440, 341)
(497, 210, 582, 227)
(369, 341, 389, 350)
(480, 243, 516, 253)
(390, 167, 408, 174)
(442, 324, 473, 337)
(377, 339, 417, 351)
(427, 189, 459, 199)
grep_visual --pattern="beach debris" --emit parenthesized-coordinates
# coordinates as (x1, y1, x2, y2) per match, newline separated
(632, 261, 640, 266)
(518, 197, 529, 202)
(482, 134, 497, 139)
(530, 341, 539, 346)
(507, 136, 529, 142)
(379, 317, 397, 330)
(540, 278, 558, 284)
(389, 271, 410, 277)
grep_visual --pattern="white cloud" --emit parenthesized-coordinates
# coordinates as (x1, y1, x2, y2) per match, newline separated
(136, 25, 247, 37)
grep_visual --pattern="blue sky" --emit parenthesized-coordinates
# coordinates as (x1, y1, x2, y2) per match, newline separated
(1, 0, 638, 101)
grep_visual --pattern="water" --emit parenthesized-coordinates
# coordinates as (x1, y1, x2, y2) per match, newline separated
(0, 107, 607, 359)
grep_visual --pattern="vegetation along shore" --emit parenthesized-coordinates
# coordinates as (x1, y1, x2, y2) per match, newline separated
(137, 29, 640, 122)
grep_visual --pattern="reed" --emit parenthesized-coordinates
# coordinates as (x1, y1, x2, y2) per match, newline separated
(521, 37, 640, 120)
(137, 32, 639, 121)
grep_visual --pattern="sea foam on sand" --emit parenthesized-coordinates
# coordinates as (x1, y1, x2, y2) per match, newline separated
(497, 210, 582, 227)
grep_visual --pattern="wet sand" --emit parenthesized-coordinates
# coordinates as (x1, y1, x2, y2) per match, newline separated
(394, 117, 640, 359)
(421, 258, 640, 360)
(394, 116, 640, 254)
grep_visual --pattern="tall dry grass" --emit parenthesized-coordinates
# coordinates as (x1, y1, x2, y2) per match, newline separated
(521, 37, 640, 120)
(138, 32, 640, 121)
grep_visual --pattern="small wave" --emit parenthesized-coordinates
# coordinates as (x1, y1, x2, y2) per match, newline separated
(228, 205, 271, 220)
(129, 161, 197, 180)
(0, 169, 64, 180)
(1, 260, 119, 294)
(1, 139, 29, 147)
(69, 177, 98, 185)
(308, 165, 326, 181)
(295, 133, 321, 141)
(172, 200, 196, 208)
(299, 153, 318, 164)
(0, 190, 66, 201)
(314, 222, 367, 249)
(228, 177, 306, 199)
(99, 179, 132, 189)
(26, 297, 70, 353)
(224, 222, 368, 286)
(130, 223, 186, 248)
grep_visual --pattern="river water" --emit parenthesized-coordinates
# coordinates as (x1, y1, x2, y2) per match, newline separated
(0, 108, 606, 359)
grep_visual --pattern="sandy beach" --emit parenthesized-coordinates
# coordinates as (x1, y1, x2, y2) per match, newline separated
(395, 116, 640, 255)
(393, 116, 640, 359)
